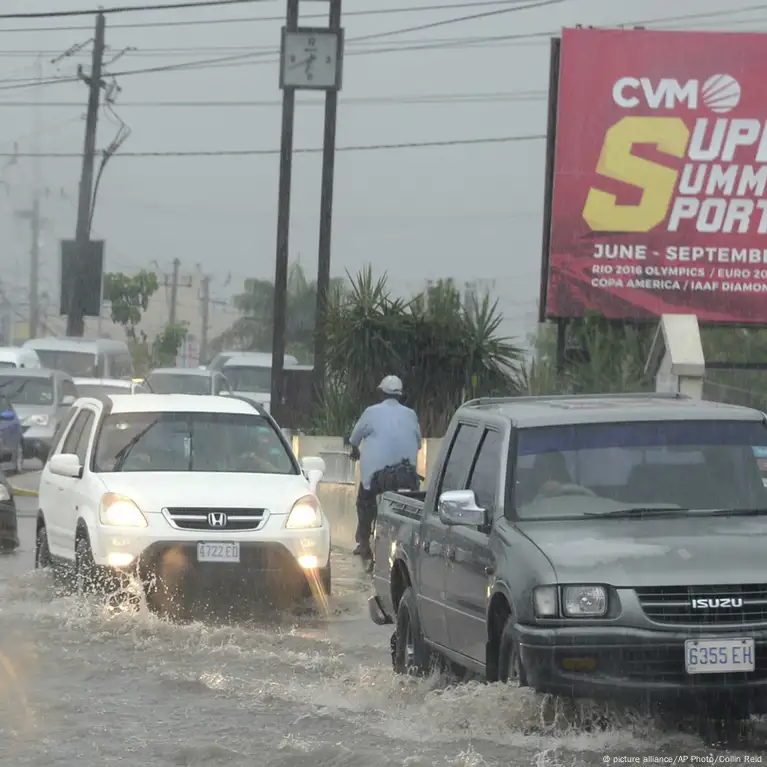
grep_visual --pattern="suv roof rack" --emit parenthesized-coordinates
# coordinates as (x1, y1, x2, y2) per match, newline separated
(461, 391, 691, 408)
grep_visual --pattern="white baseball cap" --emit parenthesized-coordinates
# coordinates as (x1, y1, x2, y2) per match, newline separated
(378, 375, 403, 396)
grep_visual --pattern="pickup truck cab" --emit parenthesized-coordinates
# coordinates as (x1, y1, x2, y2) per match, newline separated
(369, 393, 767, 716)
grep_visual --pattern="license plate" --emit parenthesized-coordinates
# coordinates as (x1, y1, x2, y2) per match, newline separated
(685, 638, 755, 674)
(197, 542, 240, 563)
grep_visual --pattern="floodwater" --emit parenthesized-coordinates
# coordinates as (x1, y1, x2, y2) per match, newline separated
(1, 505, 766, 766)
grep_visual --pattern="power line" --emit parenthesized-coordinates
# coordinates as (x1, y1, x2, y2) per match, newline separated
(0, 0, 561, 30)
(0, 134, 545, 157)
(1, 4, 761, 91)
(0, 90, 548, 108)
(0, 0, 273, 20)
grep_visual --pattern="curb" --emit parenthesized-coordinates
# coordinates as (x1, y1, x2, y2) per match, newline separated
(12, 486, 39, 498)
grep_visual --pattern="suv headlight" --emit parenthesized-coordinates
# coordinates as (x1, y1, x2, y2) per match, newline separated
(24, 414, 49, 427)
(285, 495, 322, 529)
(562, 585, 608, 617)
(99, 493, 148, 528)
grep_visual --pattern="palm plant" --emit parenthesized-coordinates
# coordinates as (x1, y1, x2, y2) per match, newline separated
(318, 268, 526, 437)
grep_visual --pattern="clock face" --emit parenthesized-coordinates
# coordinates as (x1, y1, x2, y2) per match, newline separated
(282, 30, 340, 89)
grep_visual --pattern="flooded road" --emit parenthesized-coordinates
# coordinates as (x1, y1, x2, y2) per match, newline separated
(2, 496, 766, 766)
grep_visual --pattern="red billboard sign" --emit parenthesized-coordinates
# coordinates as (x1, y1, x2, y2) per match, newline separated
(542, 28, 767, 324)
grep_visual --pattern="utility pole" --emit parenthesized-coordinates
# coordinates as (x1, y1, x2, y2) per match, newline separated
(67, 12, 106, 337)
(271, 0, 299, 423)
(169, 257, 180, 326)
(16, 197, 42, 339)
(313, 0, 342, 407)
(200, 275, 210, 364)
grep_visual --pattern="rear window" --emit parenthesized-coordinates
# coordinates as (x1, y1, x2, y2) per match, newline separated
(514, 420, 767, 518)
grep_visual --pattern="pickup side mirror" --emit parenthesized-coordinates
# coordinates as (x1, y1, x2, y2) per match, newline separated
(60, 394, 76, 407)
(49, 452, 82, 479)
(438, 489, 486, 528)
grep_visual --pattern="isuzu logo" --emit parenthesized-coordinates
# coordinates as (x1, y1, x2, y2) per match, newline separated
(691, 597, 744, 609)
(208, 512, 227, 528)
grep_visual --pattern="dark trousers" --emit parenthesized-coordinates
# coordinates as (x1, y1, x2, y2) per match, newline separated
(355, 483, 378, 555)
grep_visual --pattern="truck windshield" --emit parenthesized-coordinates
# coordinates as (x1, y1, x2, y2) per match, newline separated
(93, 411, 298, 474)
(514, 420, 767, 519)
(34, 350, 97, 377)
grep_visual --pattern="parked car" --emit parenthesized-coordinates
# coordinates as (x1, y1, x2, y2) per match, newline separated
(34, 393, 330, 614)
(0, 472, 18, 552)
(0, 346, 42, 370)
(73, 377, 151, 397)
(145, 368, 231, 396)
(0, 389, 24, 474)
(369, 392, 767, 719)
(0, 369, 78, 462)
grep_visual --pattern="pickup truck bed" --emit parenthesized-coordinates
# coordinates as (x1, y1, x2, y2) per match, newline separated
(369, 490, 426, 626)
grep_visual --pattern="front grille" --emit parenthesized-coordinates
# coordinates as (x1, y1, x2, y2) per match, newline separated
(163, 507, 268, 532)
(635, 584, 767, 626)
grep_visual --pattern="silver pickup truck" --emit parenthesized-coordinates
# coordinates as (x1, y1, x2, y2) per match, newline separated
(368, 393, 767, 719)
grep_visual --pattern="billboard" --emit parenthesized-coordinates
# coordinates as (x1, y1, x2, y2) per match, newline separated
(541, 28, 767, 324)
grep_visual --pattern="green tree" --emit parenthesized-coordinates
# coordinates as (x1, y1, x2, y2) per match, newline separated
(210, 263, 347, 363)
(152, 324, 187, 367)
(103, 270, 159, 340)
(317, 267, 525, 437)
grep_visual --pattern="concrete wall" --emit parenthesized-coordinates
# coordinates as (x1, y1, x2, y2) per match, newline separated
(291, 435, 444, 550)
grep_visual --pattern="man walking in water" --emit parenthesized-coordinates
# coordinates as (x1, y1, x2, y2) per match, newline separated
(349, 375, 421, 565)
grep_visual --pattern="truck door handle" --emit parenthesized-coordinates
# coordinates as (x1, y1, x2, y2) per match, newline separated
(485, 565, 495, 576)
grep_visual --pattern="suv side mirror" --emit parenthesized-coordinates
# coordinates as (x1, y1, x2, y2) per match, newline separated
(49, 453, 82, 479)
(60, 394, 75, 406)
(438, 489, 486, 528)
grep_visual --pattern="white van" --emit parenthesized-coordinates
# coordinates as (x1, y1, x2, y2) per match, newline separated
(222, 353, 298, 412)
(23, 337, 134, 378)
(0, 346, 42, 369)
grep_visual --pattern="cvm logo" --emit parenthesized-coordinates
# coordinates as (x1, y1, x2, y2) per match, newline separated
(612, 75, 741, 113)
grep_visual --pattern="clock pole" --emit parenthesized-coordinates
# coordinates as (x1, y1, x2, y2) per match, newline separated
(312, 0, 342, 408)
(270, 0, 299, 424)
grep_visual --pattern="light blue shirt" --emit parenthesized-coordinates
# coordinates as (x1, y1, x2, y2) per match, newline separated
(349, 399, 422, 489)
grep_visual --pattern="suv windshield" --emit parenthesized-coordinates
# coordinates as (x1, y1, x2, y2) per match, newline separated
(514, 420, 767, 519)
(35, 350, 96, 377)
(0, 375, 54, 407)
(146, 373, 211, 395)
(93, 411, 298, 474)
(224, 366, 271, 393)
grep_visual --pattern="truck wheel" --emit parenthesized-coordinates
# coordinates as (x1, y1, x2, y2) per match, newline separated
(498, 616, 528, 686)
(392, 587, 434, 676)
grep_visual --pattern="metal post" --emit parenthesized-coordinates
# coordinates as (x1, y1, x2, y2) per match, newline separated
(313, 0, 341, 408)
(270, 0, 299, 423)
(200, 275, 210, 363)
(67, 12, 105, 337)
(169, 257, 180, 326)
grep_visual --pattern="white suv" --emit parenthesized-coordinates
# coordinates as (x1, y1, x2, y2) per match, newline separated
(34, 393, 330, 610)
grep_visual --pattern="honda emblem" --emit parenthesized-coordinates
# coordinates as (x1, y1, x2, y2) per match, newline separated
(208, 512, 227, 528)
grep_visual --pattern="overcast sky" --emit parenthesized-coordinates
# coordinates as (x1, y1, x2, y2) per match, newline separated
(0, 0, 758, 344)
